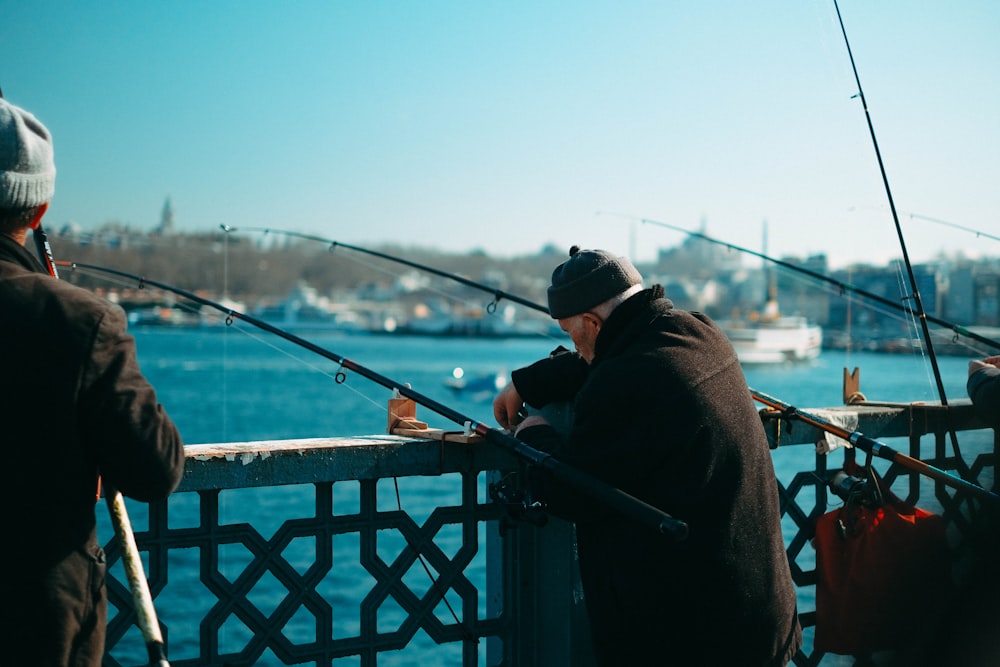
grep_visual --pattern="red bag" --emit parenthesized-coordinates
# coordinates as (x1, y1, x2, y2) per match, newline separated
(813, 463, 952, 655)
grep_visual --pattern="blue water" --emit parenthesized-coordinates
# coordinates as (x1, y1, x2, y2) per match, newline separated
(105, 326, 989, 666)
(130, 326, 979, 444)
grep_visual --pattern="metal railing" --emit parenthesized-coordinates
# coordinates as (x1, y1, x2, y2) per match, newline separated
(98, 401, 996, 667)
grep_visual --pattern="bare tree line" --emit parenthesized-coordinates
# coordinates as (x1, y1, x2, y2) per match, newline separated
(45, 228, 564, 308)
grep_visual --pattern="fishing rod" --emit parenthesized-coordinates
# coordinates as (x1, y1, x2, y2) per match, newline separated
(60, 257, 993, 526)
(32, 222, 59, 279)
(832, 0, 963, 464)
(751, 388, 999, 505)
(208, 228, 996, 499)
(225, 221, 1000, 354)
(630, 214, 1000, 353)
(219, 225, 551, 315)
(55, 259, 689, 541)
(106, 487, 170, 667)
(906, 212, 1000, 245)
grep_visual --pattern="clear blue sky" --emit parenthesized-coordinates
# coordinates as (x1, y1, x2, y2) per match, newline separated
(3, 1, 998, 268)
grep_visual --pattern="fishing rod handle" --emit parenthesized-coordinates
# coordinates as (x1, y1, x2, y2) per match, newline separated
(547, 456, 689, 541)
(484, 430, 689, 541)
(146, 644, 170, 667)
(106, 489, 168, 651)
(541, 457, 688, 542)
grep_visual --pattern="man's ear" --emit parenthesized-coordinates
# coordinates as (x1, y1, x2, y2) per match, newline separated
(583, 312, 604, 331)
(28, 202, 50, 230)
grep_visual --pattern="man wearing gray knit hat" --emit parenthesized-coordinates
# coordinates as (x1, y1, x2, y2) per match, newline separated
(493, 245, 802, 666)
(0, 95, 185, 667)
(0, 96, 57, 236)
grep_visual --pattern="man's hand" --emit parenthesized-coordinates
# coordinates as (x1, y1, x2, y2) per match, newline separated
(493, 382, 525, 431)
(970, 356, 1000, 377)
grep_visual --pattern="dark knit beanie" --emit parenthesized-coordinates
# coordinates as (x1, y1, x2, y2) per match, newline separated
(547, 245, 642, 319)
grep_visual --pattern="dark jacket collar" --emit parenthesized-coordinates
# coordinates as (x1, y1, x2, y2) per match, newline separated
(0, 233, 47, 274)
(591, 285, 670, 365)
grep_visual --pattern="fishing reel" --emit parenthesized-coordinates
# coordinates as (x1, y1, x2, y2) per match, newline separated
(489, 470, 548, 534)
(827, 469, 884, 509)
(825, 467, 888, 541)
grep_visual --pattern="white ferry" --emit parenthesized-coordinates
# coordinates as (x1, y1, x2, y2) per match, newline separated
(720, 300, 823, 365)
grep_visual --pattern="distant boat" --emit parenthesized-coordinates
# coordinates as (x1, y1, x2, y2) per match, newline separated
(720, 221, 822, 364)
(126, 305, 202, 327)
(253, 281, 367, 333)
(444, 367, 507, 401)
(720, 306, 823, 365)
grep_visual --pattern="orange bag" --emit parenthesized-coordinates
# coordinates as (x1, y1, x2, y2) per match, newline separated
(813, 463, 952, 655)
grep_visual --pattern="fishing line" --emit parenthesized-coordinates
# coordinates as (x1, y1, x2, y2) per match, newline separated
(76, 263, 475, 634)
(792, 262, 991, 359)
(606, 212, 1000, 354)
(55, 260, 688, 538)
(845, 266, 854, 366)
(833, 0, 958, 408)
(220, 225, 549, 311)
(61, 259, 990, 524)
(851, 206, 1000, 246)
(314, 244, 558, 340)
(214, 226, 516, 632)
(58, 260, 689, 640)
(219, 225, 566, 343)
(799, 275, 988, 361)
(222, 229, 230, 444)
(61, 266, 501, 639)
(833, 0, 968, 475)
(229, 221, 997, 362)
(225, 322, 366, 390)
(60, 265, 399, 439)
(388, 475, 477, 644)
(905, 212, 1000, 244)
(891, 259, 938, 391)
(230, 324, 452, 441)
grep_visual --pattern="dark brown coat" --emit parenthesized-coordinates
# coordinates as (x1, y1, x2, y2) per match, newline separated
(0, 234, 184, 667)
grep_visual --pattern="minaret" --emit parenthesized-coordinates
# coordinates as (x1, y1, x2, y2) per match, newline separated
(762, 219, 779, 319)
(158, 196, 175, 235)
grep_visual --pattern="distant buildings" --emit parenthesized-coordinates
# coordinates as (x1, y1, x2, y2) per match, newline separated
(639, 229, 1000, 353)
(45, 203, 1000, 353)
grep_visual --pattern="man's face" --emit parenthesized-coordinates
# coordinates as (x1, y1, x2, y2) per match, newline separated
(558, 312, 603, 364)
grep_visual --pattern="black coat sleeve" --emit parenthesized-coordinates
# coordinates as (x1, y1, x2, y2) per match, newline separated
(968, 366, 1000, 427)
(511, 347, 589, 408)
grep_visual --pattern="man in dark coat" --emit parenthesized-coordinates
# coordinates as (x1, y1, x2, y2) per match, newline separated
(0, 95, 185, 666)
(968, 355, 1000, 428)
(494, 246, 801, 666)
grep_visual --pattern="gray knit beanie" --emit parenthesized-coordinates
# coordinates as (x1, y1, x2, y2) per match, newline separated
(0, 98, 56, 209)
(547, 245, 642, 319)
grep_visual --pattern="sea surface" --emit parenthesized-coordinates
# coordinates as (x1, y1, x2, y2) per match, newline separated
(103, 326, 990, 666)
(128, 326, 982, 445)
